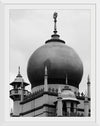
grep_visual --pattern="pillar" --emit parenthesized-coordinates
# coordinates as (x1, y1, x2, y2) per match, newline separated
(87, 75, 90, 98)
(57, 87, 62, 116)
(44, 66, 48, 92)
(57, 97, 62, 116)
(66, 102, 71, 116)
(74, 103, 77, 113)
(43, 65, 48, 116)
(84, 95, 89, 116)
(13, 101, 21, 116)
(21, 80, 24, 102)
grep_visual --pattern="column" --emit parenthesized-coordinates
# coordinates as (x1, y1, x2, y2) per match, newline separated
(57, 97, 62, 116)
(84, 96, 89, 116)
(43, 65, 48, 116)
(74, 103, 77, 113)
(66, 102, 71, 116)
(87, 75, 90, 99)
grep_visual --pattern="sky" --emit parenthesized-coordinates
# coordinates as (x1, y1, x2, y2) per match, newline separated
(9, 9, 91, 93)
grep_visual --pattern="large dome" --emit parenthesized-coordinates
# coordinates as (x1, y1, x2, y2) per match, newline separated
(27, 34, 83, 89)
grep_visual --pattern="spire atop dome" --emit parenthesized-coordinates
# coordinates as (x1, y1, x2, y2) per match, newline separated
(87, 75, 90, 84)
(53, 12, 58, 34)
(45, 12, 65, 44)
(17, 66, 22, 77)
(18, 66, 20, 74)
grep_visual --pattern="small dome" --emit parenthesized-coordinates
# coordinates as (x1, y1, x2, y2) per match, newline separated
(61, 87, 75, 98)
(61, 86, 76, 99)
(61, 86, 79, 103)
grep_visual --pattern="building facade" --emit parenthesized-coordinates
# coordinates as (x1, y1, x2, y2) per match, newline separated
(10, 12, 91, 117)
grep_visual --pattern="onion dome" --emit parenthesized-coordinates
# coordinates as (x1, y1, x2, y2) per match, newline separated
(27, 12, 83, 89)
(61, 86, 79, 103)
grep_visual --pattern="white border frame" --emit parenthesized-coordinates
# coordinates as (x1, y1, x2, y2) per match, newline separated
(0, 0, 99, 126)
(5, 2, 96, 122)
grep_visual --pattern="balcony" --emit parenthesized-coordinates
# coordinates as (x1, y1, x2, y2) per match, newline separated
(10, 89, 30, 98)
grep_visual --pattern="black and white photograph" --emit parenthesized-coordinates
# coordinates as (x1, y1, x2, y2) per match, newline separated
(9, 8, 92, 117)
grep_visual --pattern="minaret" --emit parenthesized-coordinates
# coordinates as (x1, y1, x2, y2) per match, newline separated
(87, 75, 90, 98)
(43, 65, 49, 116)
(84, 91, 89, 116)
(57, 87, 63, 116)
(9, 67, 29, 116)
(44, 65, 48, 92)
(21, 79, 24, 102)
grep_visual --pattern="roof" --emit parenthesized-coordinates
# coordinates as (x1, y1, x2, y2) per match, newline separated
(60, 86, 80, 104)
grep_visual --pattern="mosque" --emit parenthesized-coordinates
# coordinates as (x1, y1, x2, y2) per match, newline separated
(9, 12, 91, 117)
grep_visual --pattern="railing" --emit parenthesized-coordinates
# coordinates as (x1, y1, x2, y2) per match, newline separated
(10, 89, 30, 96)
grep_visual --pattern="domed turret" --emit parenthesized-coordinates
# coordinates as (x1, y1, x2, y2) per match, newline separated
(61, 86, 79, 103)
(27, 12, 83, 89)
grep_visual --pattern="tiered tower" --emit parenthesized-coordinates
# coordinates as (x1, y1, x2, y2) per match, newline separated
(9, 67, 30, 116)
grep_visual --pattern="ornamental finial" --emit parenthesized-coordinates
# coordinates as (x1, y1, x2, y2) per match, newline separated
(87, 75, 90, 84)
(53, 12, 58, 34)
(16, 66, 22, 77)
(18, 66, 20, 74)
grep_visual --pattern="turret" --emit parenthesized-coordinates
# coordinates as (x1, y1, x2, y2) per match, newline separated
(84, 91, 89, 116)
(44, 65, 48, 92)
(57, 87, 63, 116)
(56, 76, 79, 116)
(84, 75, 91, 117)
(9, 67, 30, 116)
(43, 65, 49, 116)
(61, 86, 79, 116)
(87, 75, 90, 98)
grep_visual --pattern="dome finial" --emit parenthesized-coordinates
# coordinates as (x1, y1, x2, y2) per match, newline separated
(87, 75, 90, 84)
(17, 66, 22, 77)
(18, 66, 20, 75)
(53, 12, 58, 34)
